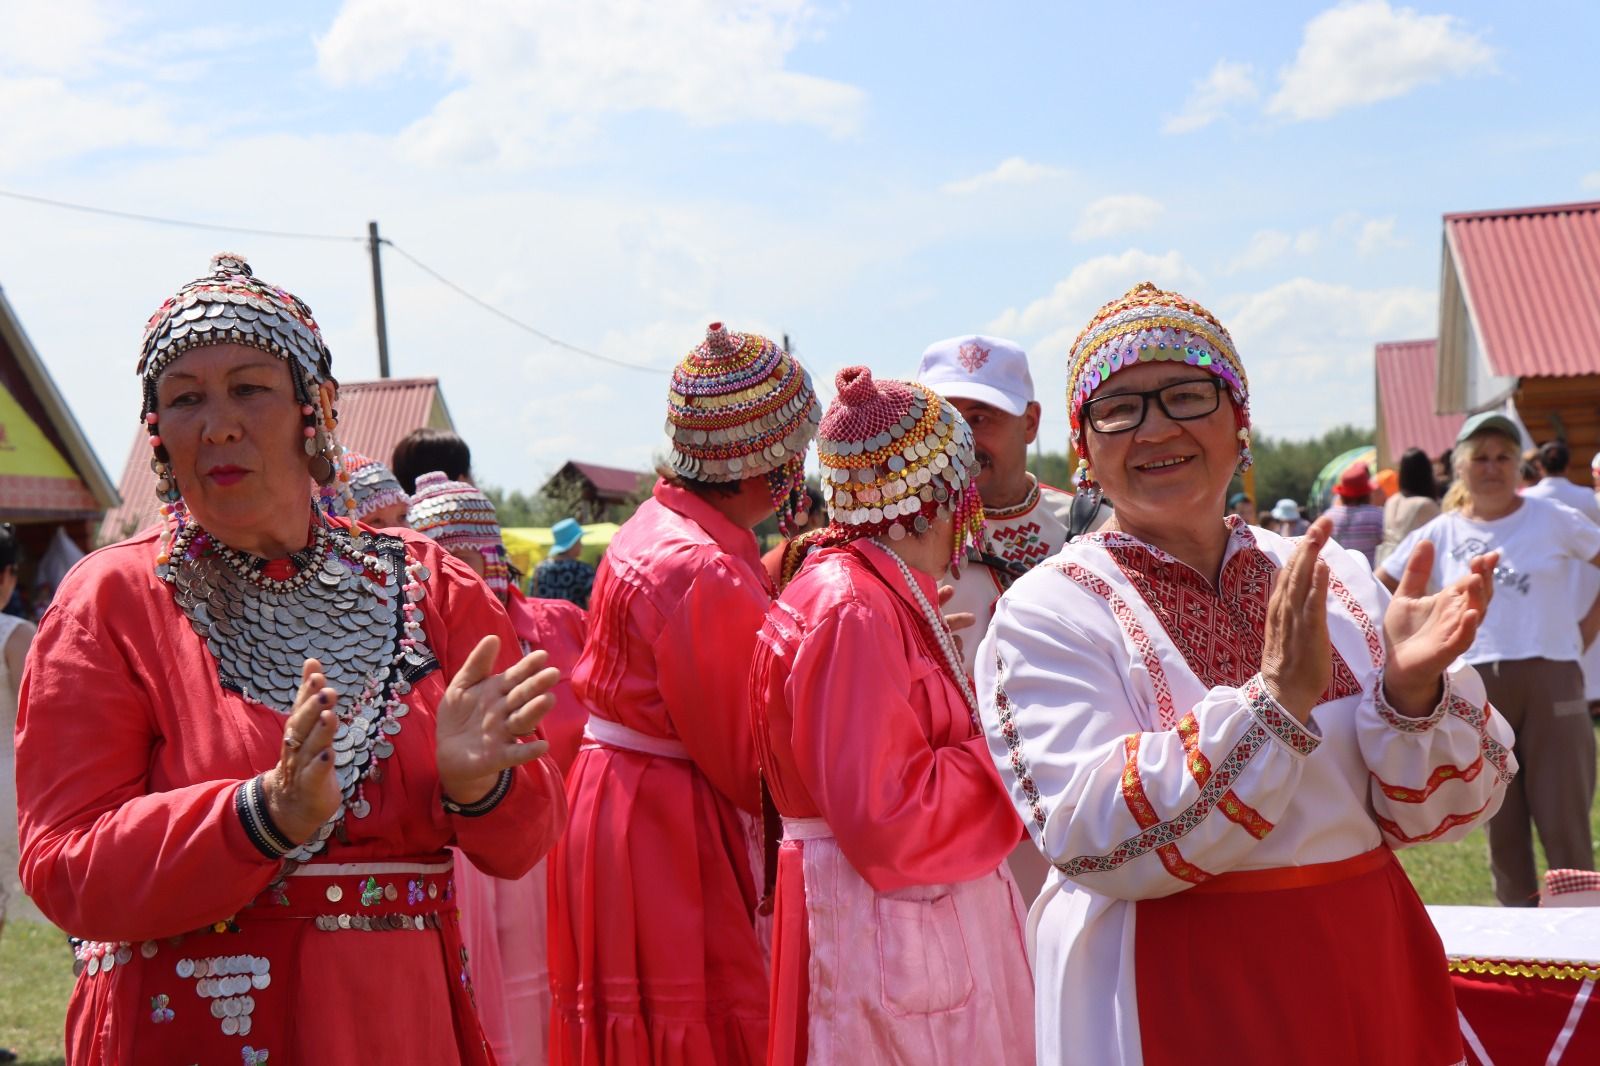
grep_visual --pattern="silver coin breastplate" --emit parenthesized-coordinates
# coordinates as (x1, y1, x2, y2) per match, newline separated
(171, 531, 425, 711)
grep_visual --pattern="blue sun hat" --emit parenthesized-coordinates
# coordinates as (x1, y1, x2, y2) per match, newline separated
(551, 517, 584, 555)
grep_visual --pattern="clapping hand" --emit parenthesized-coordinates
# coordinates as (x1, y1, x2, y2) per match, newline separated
(263, 658, 344, 845)
(1382, 540, 1496, 716)
(434, 635, 560, 804)
(1261, 516, 1334, 724)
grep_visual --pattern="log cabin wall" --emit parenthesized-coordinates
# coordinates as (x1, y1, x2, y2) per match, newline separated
(1516, 374, 1600, 484)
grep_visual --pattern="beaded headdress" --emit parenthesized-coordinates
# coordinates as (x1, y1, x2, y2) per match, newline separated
(319, 452, 408, 526)
(664, 322, 822, 536)
(783, 366, 983, 584)
(406, 472, 513, 600)
(139, 253, 357, 554)
(1065, 281, 1251, 489)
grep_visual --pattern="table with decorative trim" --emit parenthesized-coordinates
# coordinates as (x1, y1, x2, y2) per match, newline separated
(1428, 906, 1600, 1065)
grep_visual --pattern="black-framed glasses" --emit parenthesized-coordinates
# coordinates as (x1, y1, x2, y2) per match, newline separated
(1082, 378, 1223, 434)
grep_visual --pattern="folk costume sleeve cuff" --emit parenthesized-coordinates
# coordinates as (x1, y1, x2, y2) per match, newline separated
(1243, 674, 1322, 757)
(1373, 669, 1451, 733)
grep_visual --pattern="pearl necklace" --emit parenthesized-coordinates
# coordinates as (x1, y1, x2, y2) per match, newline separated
(871, 539, 980, 731)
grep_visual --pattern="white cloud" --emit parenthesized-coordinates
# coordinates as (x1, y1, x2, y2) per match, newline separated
(1223, 277, 1435, 437)
(1224, 215, 1399, 273)
(0, 78, 175, 170)
(1355, 217, 1405, 255)
(988, 249, 1201, 344)
(942, 157, 1068, 195)
(1226, 230, 1294, 274)
(1073, 194, 1165, 242)
(0, 0, 127, 74)
(1268, 0, 1494, 122)
(315, 0, 865, 165)
(1582, 171, 1600, 192)
(1164, 60, 1259, 134)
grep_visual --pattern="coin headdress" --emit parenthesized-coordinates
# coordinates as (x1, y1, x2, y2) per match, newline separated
(1065, 281, 1251, 490)
(781, 365, 984, 585)
(663, 322, 822, 536)
(406, 472, 514, 601)
(139, 253, 359, 554)
(319, 452, 409, 526)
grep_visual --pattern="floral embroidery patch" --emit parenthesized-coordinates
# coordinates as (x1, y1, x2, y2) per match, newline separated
(958, 341, 990, 372)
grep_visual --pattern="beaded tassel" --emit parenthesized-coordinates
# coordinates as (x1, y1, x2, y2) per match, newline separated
(767, 455, 808, 537)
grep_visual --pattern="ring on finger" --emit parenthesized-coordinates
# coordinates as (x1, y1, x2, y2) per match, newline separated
(284, 733, 304, 750)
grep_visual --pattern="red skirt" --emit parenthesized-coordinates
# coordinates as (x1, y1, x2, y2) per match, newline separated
(1134, 847, 1462, 1066)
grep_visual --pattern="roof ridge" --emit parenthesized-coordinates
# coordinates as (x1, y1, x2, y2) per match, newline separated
(1444, 199, 1600, 223)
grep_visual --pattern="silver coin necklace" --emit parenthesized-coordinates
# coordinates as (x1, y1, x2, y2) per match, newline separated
(159, 512, 437, 861)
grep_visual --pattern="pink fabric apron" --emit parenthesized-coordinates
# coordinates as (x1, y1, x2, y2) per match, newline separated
(784, 817, 1035, 1065)
(456, 853, 553, 1066)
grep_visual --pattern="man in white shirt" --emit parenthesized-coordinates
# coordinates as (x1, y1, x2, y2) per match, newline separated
(917, 334, 1086, 903)
(1524, 439, 1600, 707)
(1525, 439, 1600, 522)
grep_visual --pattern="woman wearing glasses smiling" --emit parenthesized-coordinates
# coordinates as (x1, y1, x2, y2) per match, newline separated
(975, 283, 1514, 1066)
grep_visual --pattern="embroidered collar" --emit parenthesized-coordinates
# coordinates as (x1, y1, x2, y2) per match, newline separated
(1077, 513, 1256, 584)
(1096, 515, 1360, 700)
(983, 474, 1042, 522)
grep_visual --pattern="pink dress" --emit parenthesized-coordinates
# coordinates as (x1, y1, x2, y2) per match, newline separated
(548, 480, 772, 1065)
(458, 589, 591, 1065)
(750, 540, 1035, 1066)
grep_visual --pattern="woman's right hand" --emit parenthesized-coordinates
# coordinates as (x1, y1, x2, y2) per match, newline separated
(261, 658, 343, 845)
(1261, 516, 1334, 723)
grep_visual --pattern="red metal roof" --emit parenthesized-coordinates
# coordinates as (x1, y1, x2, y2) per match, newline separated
(99, 377, 446, 544)
(1375, 340, 1463, 460)
(564, 460, 652, 500)
(1445, 200, 1600, 378)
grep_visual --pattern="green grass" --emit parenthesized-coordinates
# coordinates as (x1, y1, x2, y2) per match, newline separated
(0, 919, 73, 1066)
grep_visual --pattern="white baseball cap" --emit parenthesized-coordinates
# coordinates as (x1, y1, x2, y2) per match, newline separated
(915, 334, 1034, 417)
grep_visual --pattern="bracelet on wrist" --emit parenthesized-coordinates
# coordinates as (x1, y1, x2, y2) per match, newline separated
(442, 768, 514, 817)
(236, 775, 297, 859)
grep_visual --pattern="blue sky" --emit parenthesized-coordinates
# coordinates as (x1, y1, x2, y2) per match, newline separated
(1, 0, 1596, 493)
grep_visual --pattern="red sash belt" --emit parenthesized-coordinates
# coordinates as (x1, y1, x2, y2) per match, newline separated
(1183, 844, 1392, 894)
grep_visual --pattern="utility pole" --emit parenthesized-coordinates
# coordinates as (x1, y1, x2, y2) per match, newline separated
(368, 221, 391, 378)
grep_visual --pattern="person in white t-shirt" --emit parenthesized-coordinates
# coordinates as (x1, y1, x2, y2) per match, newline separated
(1523, 439, 1600, 709)
(1382, 413, 1600, 906)
(1525, 439, 1600, 522)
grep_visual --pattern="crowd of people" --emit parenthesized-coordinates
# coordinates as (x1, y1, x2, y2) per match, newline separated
(1, 256, 1595, 1064)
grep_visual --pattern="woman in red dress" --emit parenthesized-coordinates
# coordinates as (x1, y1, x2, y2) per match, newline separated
(548, 323, 820, 1065)
(16, 254, 567, 1065)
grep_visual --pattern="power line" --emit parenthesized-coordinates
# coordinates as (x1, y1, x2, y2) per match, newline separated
(0, 187, 364, 243)
(382, 241, 666, 375)
(0, 186, 665, 375)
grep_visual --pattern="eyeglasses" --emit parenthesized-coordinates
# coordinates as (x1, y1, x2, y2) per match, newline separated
(1082, 378, 1224, 434)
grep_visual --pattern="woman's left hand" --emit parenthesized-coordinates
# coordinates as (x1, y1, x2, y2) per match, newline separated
(435, 634, 560, 804)
(1382, 541, 1498, 716)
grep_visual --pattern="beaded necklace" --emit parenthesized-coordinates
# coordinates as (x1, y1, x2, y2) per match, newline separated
(871, 539, 980, 731)
(159, 512, 438, 861)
